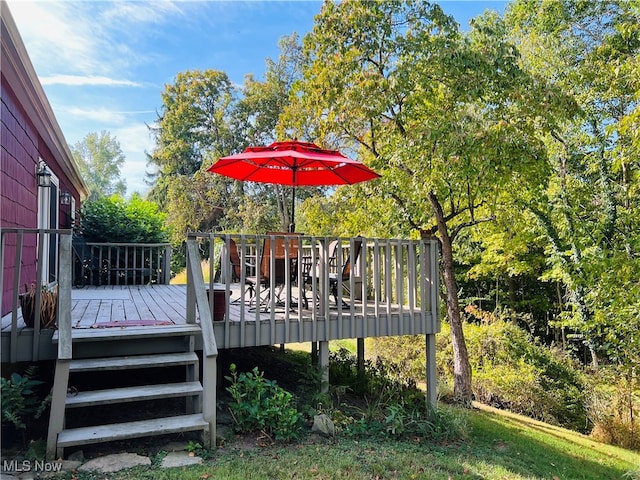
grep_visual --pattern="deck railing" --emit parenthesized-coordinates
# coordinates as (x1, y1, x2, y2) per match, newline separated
(1, 228, 72, 363)
(72, 241, 171, 286)
(186, 233, 440, 348)
(185, 238, 218, 447)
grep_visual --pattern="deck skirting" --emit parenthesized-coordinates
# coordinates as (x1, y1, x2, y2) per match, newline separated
(212, 312, 438, 349)
(1, 311, 438, 361)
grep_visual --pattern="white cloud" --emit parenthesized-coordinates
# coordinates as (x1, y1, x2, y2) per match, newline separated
(41, 75, 143, 87)
(113, 123, 155, 157)
(8, 1, 110, 76)
(112, 123, 157, 195)
(64, 107, 127, 124)
(7, 0, 184, 78)
(101, 1, 184, 25)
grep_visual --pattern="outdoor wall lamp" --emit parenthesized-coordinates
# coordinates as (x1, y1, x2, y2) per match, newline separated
(60, 191, 71, 205)
(36, 160, 52, 188)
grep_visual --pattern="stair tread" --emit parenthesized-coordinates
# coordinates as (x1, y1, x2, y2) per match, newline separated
(69, 352, 199, 372)
(52, 324, 201, 343)
(56, 414, 208, 448)
(66, 381, 203, 407)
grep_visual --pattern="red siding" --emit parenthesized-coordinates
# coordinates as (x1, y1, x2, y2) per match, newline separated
(2, 77, 41, 315)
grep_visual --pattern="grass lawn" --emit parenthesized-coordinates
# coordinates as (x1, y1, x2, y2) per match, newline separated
(57, 403, 639, 480)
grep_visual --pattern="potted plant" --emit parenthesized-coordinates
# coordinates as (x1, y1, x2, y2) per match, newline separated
(19, 283, 58, 329)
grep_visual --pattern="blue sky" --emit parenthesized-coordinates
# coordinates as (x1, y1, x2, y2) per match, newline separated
(8, 1, 508, 195)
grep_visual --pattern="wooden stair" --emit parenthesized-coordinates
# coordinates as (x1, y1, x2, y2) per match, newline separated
(47, 325, 208, 459)
(56, 415, 209, 449)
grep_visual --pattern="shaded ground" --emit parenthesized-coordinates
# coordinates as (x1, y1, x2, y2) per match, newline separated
(1, 346, 315, 461)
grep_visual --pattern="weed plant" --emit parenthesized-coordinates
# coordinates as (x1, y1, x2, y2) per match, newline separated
(225, 363, 302, 441)
(587, 366, 640, 450)
(327, 347, 468, 443)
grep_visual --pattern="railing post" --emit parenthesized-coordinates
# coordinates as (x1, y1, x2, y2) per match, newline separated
(47, 230, 73, 461)
(57, 234, 72, 360)
(186, 237, 218, 448)
(430, 239, 440, 333)
(10, 230, 22, 363)
(32, 229, 46, 362)
(163, 244, 172, 284)
(186, 238, 196, 324)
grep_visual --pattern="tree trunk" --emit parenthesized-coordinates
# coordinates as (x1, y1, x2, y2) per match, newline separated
(427, 192, 473, 405)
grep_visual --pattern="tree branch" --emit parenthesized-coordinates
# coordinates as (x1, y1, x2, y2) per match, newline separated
(390, 192, 421, 231)
(450, 215, 496, 243)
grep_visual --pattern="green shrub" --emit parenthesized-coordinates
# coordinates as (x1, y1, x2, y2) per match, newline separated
(372, 312, 588, 433)
(465, 320, 587, 431)
(79, 194, 167, 243)
(1, 367, 51, 444)
(225, 364, 302, 441)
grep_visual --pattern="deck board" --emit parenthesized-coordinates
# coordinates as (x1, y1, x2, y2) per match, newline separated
(128, 287, 156, 320)
(71, 300, 90, 328)
(123, 297, 141, 321)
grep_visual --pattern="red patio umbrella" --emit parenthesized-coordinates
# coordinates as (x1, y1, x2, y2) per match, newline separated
(207, 140, 380, 231)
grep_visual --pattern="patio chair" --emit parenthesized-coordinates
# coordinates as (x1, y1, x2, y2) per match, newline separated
(329, 237, 363, 306)
(302, 237, 362, 309)
(248, 233, 300, 311)
(215, 238, 255, 304)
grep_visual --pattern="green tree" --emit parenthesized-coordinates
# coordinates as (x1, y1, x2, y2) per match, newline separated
(146, 69, 242, 252)
(148, 69, 237, 180)
(505, 0, 640, 370)
(71, 131, 126, 199)
(233, 34, 322, 231)
(289, 1, 572, 404)
(454, 191, 562, 340)
(148, 38, 312, 240)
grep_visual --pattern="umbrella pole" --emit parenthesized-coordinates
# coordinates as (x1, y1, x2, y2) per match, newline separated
(289, 186, 296, 233)
(287, 186, 296, 318)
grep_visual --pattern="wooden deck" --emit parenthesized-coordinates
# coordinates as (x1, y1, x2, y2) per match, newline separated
(2, 231, 441, 457)
(2, 283, 360, 330)
(2, 282, 435, 361)
(69, 285, 189, 328)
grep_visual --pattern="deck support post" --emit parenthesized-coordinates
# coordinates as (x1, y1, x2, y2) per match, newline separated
(318, 340, 329, 394)
(311, 342, 318, 365)
(46, 359, 70, 460)
(425, 333, 437, 409)
(356, 338, 365, 372)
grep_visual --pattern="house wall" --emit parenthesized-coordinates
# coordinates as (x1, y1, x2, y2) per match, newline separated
(1, 77, 39, 314)
(1, 1, 87, 316)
